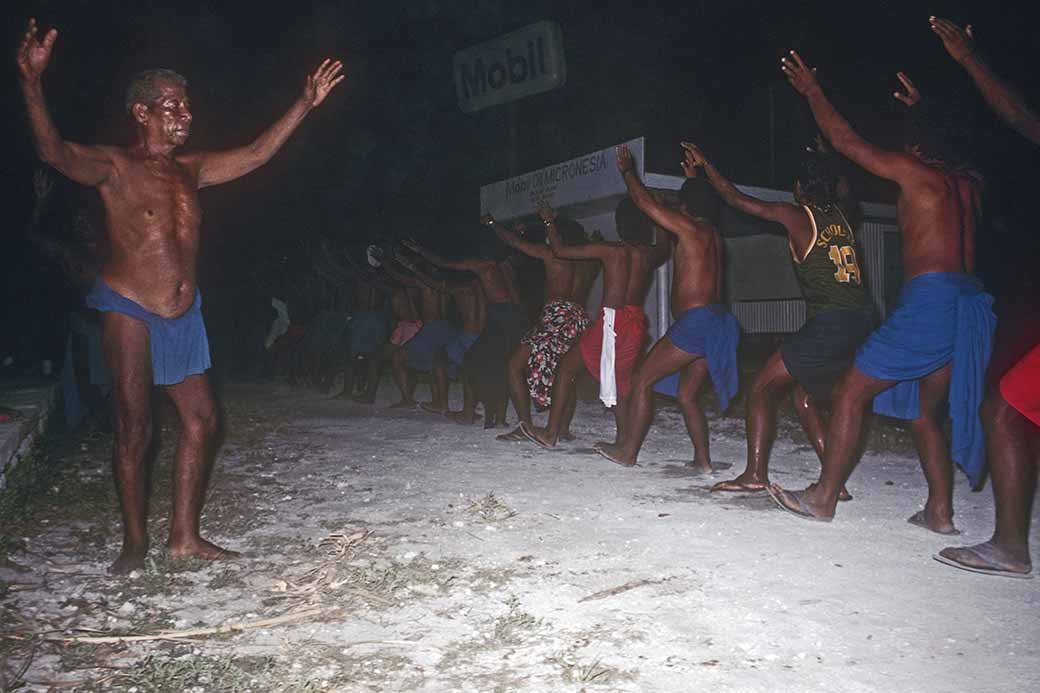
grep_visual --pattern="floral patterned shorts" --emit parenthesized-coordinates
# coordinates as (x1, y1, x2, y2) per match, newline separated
(521, 300, 590, 409)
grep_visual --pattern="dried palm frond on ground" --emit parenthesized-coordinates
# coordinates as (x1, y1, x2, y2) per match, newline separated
(464, 492, 516, 522)
(317, 530, 371, 558)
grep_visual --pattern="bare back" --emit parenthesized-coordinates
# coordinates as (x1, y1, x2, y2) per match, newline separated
(600, 243, 663, 308)
(352, 277, 384, 311)
(896, 162, 981, 279)
(450, 281, 486, 333)
(541, 255, 578, 304)
(390, 286, 420, 322)
(671, 221, 721, 313)
(415, 283, 448, 321)
(474, 260, 520, 305)
(570, 258, 601, 306)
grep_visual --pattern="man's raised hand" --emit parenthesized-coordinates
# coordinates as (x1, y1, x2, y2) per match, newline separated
(781, 50, 820, 96)
(930, 17, 974, 63)
(536, 201, 557, 225)
(680, 142, 708, 177)
(616, 144, 636, 175)
(16, 18, 57, 84)
(302, 59, 345, 109)
(893, 71, 921, 108)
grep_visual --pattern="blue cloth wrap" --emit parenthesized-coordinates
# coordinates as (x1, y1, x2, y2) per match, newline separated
(404, 319, 459, 372)
(855, 272, 996, 486)
(347, 308, 390, 354)
(62, 311, 111, 429)
(445, 331, 480, 367)
(85, 278, 211, 386)
(652, 304, 741, 413)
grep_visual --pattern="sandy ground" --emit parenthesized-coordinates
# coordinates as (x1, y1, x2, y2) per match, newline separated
(1, 378, 1038, 692)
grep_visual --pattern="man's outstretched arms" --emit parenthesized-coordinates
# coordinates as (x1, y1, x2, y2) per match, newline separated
(930, 17, 1040, 146)
(482, 215, 551, 260)
(781, 50, 921, 186)
(616, 144, 695, 237)
(183, 59, 345, 188)
(541, 204, 612, 262)
(401, 239, 484, 273)
(680, 142, 809, 250)
(17, 19, 115, 187)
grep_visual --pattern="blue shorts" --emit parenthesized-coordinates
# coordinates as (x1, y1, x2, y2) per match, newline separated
(86, 278, 211, 386)
(652, 304, 740, 412)
(781, 309, 875, 403)
(445, 331, 479, 367)
(405, 319, 459, 372)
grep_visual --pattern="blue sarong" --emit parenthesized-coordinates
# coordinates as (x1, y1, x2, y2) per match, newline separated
(855, 272, 996, 486)
(404, 319, 459, 372)
(62, 310, 111, 429)
(445, 331, 479, 367)
(85, 278, 211, 386)
(652, 304, 741, 413)
(347, 308, 390, 354)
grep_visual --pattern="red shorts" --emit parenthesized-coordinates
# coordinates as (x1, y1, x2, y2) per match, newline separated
(579, 305, 649, 398)
(1000, 343, 1040, 428)
(390, 320, 423, 347)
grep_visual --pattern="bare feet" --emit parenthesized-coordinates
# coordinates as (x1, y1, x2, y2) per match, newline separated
(807, 480, 854, 502)
(711, 475, 768, 493)
(519, 422, 556, 449)
(169, 537, 241, 562)
(592, 442, 636, 466)
(907, 510, 959, 536)
(766, 484, 834, 522)
(558, 431, 577, 443)
(109, 544, 148, 575)
(387, 399, 417, 410)
(684, 458, 713, 475)
(935, 540, 1032, 578)
(419, 402, 449, 415)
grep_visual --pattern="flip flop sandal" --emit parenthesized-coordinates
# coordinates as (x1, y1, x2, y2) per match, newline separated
(766, 485, 832, 523)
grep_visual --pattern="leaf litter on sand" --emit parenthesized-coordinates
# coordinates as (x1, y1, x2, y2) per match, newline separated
(266, 528, 458, 611)
(464, 492, 517, 522)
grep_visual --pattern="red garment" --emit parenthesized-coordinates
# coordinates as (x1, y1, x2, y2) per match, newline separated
(579, 305, 649, 398)
(390, 320, 423, 346)
(1000, 343, 1040, 428)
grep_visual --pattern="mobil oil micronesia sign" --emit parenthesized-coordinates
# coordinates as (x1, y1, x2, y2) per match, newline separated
(481, 138, 645, 221)
(454, 20, 566, 113)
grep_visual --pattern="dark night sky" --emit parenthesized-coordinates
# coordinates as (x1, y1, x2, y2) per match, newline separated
(3, 0, 1039, 330)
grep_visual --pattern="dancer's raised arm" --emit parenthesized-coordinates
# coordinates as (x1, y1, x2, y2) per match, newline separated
(181, 59, 345, 187)
(930, 17, 1040, 145)
(482, 214, 551, 260)
(17, 19, 115, 187)
(681, 142, 807, 234)
(781, 50, 920, 185)
(401, 239, 484, 272)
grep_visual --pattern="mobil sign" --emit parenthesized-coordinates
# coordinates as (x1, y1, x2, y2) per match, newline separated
(454, 20, 566, 113)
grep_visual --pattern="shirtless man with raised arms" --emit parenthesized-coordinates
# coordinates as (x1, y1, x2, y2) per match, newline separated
(769, 49, 995, 533)
(17, 18, 344, 572)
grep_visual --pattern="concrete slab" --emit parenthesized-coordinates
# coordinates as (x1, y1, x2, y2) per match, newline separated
(0, 379, 60, 489)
